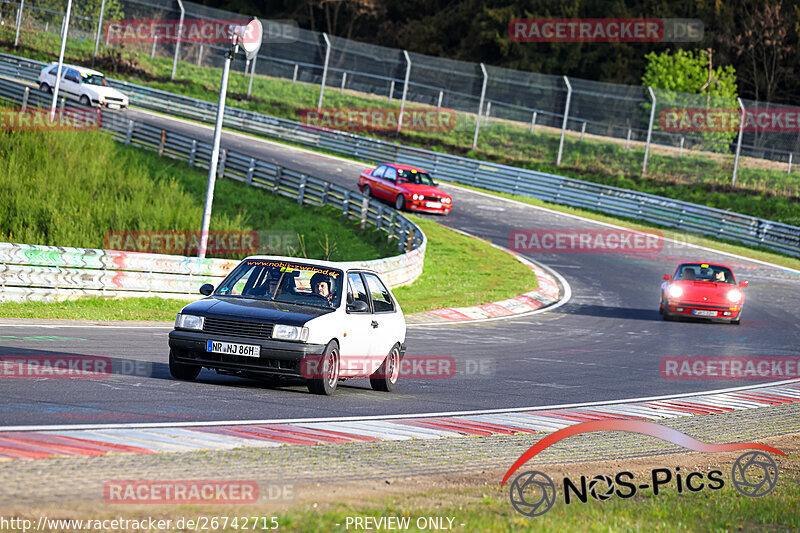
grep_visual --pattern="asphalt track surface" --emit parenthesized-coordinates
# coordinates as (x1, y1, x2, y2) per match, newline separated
(1, 108, 799, 427)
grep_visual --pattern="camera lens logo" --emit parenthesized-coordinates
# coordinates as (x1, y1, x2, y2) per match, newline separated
(731, 451, 779, 497)
(508, 471, 556, 517)
(588, 474, 615, 501)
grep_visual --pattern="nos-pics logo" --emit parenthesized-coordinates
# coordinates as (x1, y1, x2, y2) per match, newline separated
(502, 420, 782, 517)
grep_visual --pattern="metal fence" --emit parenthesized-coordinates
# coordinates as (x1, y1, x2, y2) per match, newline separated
(0, 56, 797, 258)
(0, 77, 428, 299)
(2, 0, 800, 192)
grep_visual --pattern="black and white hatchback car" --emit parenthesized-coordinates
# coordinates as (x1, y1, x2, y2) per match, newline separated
(168, 256, 406, 395)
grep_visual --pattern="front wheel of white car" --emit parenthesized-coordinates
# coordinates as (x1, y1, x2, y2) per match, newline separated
(370, 344, 401, 392)
(80, 95, 91, 106)
(307, 340, 340, 395)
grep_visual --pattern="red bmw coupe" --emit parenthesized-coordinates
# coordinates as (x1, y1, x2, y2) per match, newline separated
(660, 262, 749, 324)
(358, 163, 452, 215)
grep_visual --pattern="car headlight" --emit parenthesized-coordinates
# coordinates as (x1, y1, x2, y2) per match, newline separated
(175, 313, 204, 330)
(273, 324, 309, 342)
(668, 285, 683, 298)
(411, 194, 420, 200)
(727, 289, 742, 303)
(441, 197, 451, 204)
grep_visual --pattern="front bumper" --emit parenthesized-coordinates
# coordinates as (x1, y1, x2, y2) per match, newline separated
(407, 201, 451, 214)
(666, 301, 741, 320)
(169, 329, 326, 377)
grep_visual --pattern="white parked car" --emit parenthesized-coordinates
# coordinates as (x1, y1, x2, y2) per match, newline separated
(38, 62, 129, 109)
(168, 256, 407, 395)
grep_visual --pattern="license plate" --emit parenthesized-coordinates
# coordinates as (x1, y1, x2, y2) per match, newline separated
(206, 340, 260, 358)
(692, 310, 718, 317)
(107, 103, 121, 109)
(425, 201, 442, 208)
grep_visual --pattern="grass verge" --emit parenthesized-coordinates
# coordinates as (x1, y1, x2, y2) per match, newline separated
(1, 27, 798, 223)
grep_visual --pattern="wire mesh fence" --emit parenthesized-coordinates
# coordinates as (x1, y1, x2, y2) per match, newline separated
(3, 0, 800, 199)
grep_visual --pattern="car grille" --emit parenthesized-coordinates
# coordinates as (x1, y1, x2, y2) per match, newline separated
(105, 97, 124, 102)
(203, 317, 274, 340)
(423, 196, 443, 202)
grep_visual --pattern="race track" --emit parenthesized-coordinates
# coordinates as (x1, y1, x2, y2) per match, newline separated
(1, 108, 799, 427)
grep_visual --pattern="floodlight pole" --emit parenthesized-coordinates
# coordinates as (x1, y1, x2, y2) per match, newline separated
(317, 33, 331, 112)
(397, 50, 411, 133)
(198, 44, 235, 258)
(556, 76, 572, 166)
(49, 0, 72, 122)
(14, 0, 24, 47)
(732, 98, 745, 186)
(93, 0, 106, 58)
(171, 0, 184, 81)
(642, 86, 656, 176)
(472, 63, 487, 150)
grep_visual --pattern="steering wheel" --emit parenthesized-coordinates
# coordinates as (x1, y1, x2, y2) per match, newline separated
(308, 293, 333, 306)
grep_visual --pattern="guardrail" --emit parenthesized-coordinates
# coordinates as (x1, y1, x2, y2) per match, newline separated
(1, 53, 799, 258)
(0, 77, 426, 302)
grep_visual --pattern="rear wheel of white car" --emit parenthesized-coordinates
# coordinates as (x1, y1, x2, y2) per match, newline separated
(80, 95, 91, 106)
(169, 349, 201, 380)
(307, 340, 340, 395)
(39, 82, 51, 94)
(370, 344, 401, 392)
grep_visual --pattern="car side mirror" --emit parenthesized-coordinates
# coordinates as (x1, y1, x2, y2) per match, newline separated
(739, 280, 749, 288)
(347, 300, 369, 313)
(199, 283, 214, 296)
(663, 274, 671, 281)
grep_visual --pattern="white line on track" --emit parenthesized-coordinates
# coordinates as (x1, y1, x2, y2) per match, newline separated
(1, 378, 796, 432)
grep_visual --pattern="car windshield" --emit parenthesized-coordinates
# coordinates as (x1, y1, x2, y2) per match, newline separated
(214, 259, 343, 308)
(82, 74, 108, 86)
(676, 264, 734, 284)
(397, 169, 435, 186)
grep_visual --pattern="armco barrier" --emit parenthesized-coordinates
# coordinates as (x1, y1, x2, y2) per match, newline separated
(0, 52, 795, 258)
(0, 79, 426, 302)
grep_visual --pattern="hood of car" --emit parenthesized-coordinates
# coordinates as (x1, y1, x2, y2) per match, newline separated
(84, 85, 127, 100)
(400, 183, 449, 197)
(181, 296, 333, 326)
(671, 280, 741, 304)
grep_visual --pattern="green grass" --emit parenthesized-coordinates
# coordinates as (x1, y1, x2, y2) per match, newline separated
(0, 128, 394, 261)
(260, 461, 800, 532)
(3, 26, 799, 224)
(0, 128, 538, 319)
(393, 215, 537, 314)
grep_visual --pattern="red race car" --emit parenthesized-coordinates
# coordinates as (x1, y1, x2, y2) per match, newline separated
(358, 163, 452, 215)
(660, 262, 749, 324)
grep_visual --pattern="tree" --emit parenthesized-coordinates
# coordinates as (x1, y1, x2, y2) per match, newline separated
(642, 49, 739, 153)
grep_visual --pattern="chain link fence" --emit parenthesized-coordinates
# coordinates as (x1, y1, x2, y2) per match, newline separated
(3, 0, 800, 201)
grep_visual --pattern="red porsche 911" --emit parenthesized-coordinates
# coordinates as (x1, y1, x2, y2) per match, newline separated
(660, 262, 749, 324)
(358, 163, 452, 215)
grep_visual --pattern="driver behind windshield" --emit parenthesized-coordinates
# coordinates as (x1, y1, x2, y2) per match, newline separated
(311, 272, 334, 306)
